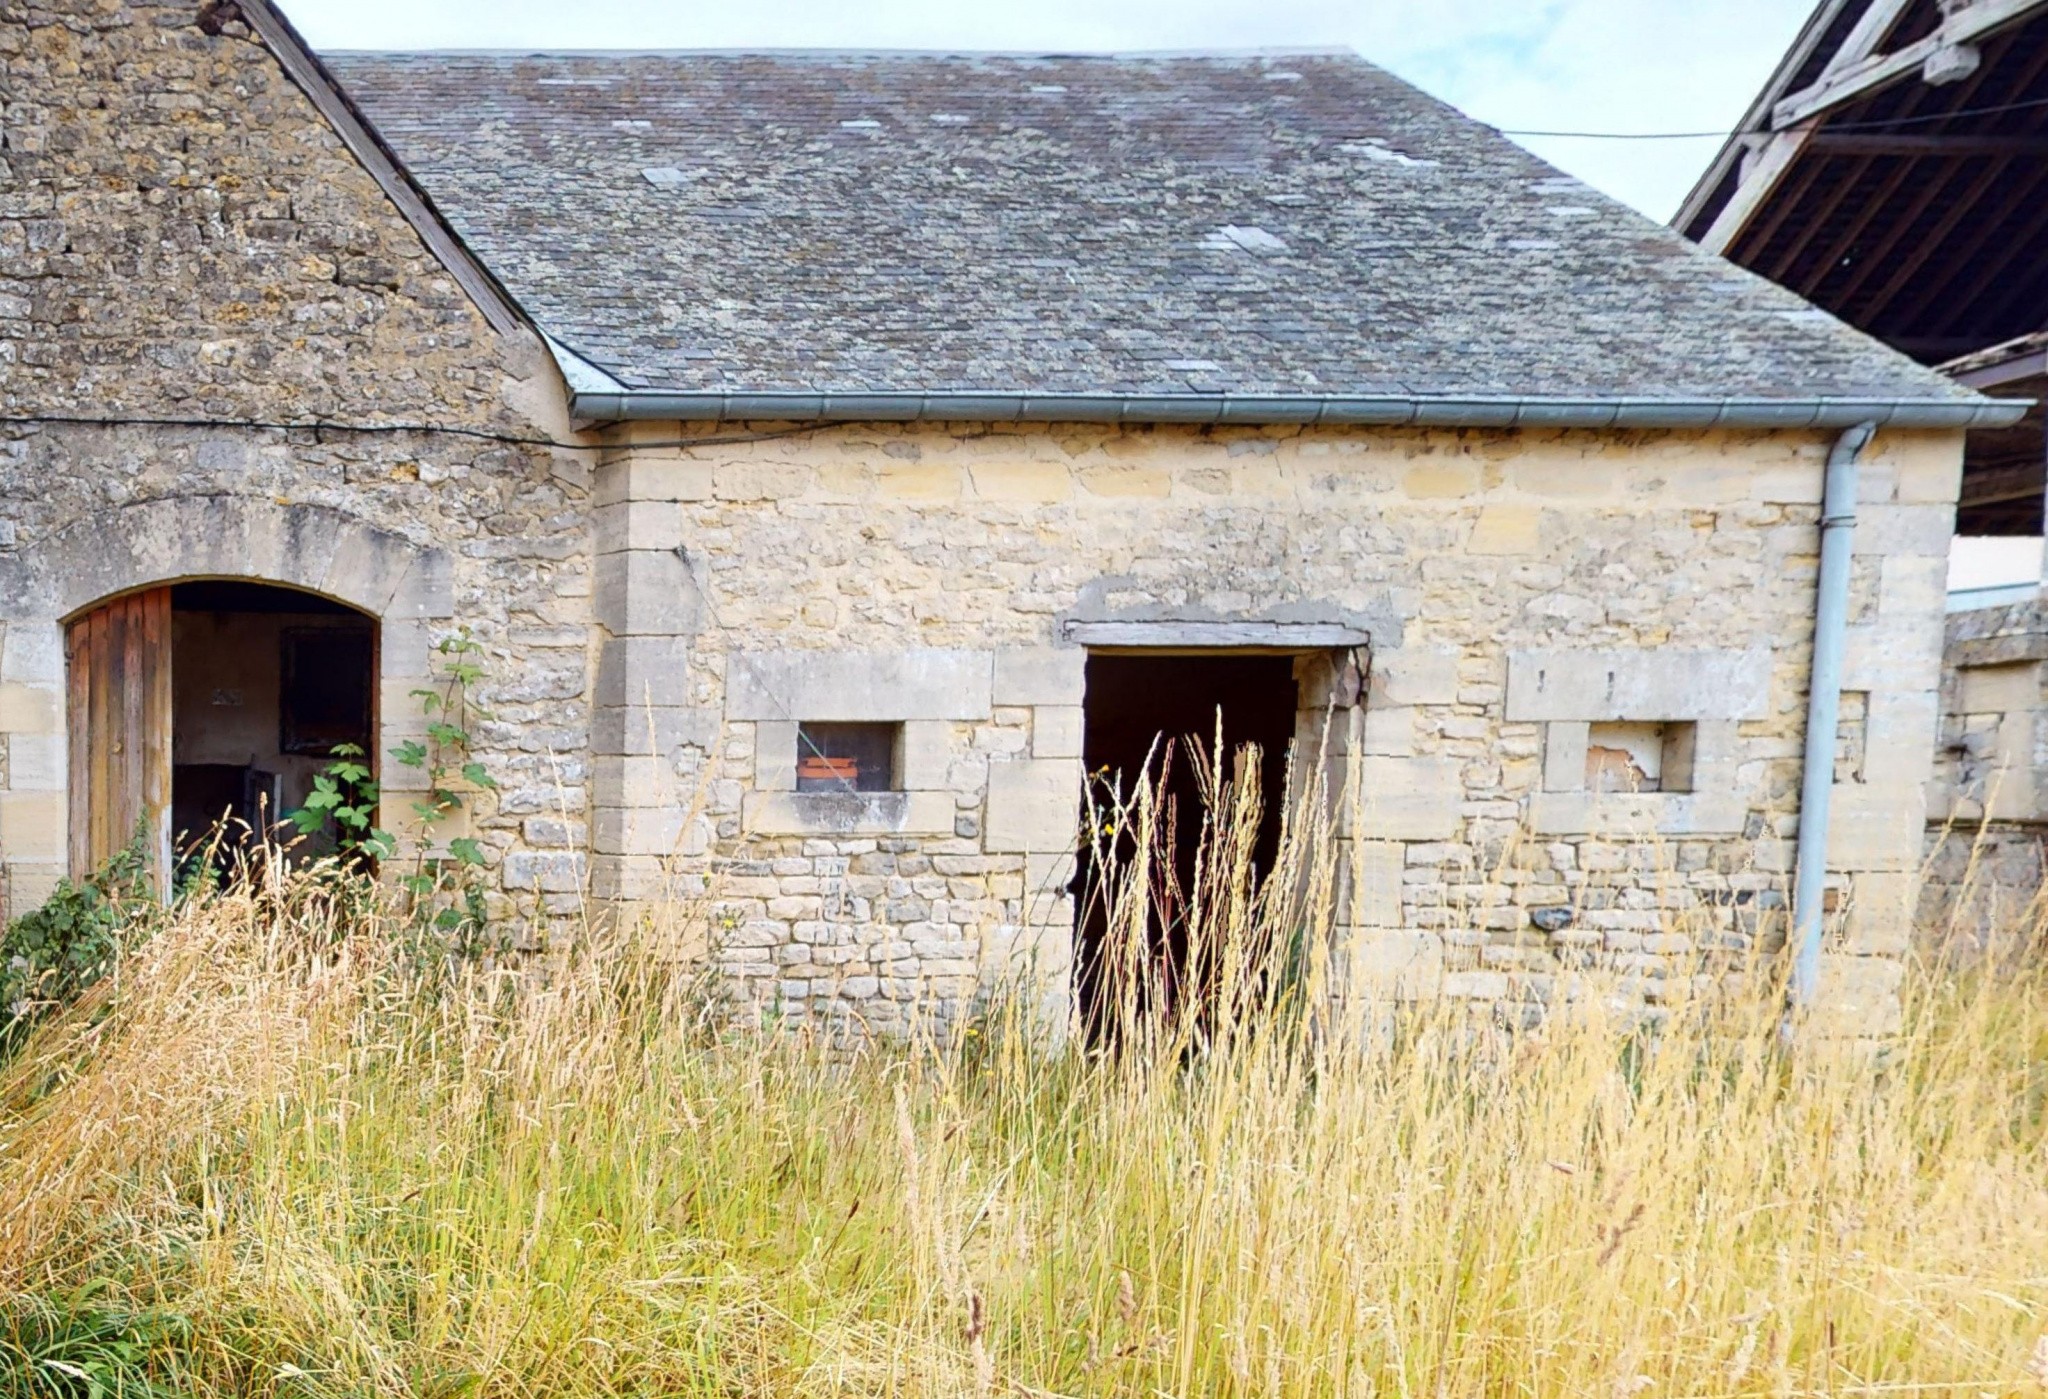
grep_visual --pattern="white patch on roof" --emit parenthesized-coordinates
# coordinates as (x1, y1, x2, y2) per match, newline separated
(931, 113, 969, 124)
(1202, 224, 1289, 255)
(1264, 192, 1310, 206)
(1166, 358, 1222, 371)
(840, 118, 882, 130)
(1264, 70, 1303, 82)
(612, 119, 652, 130)
(1547, 206, 1597, 218)
(1339, 139, 1437, 169)
(641, 167, 707, 186)
(1030, 84, 1067, 93)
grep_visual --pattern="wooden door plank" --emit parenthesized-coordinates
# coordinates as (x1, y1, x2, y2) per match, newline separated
(140, 588, 172, 889)
(89, 603, 113, 871)
(66, 620, 89, 879)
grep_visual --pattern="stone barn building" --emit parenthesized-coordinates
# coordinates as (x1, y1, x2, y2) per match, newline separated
(0, 0, 2024, 1036)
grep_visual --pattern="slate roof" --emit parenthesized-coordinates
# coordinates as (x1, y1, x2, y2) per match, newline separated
(324, 48, 1988, 417)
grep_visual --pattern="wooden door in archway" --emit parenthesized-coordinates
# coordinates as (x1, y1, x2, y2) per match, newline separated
(65, 587, 172, 891)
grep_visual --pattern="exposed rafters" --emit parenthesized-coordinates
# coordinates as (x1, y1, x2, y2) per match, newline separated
(1772, 0, 2048, 129)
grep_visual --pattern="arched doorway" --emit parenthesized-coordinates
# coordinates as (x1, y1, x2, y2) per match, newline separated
(66, 581, 378, 887)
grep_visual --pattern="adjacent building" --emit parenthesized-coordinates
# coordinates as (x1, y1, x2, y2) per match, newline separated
(1676, 0, 2048, 938)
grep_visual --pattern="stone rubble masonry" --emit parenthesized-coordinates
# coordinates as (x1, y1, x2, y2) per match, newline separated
(0, 1, 1967, 1042)
(586, 419, 1962, 1039)
(0, 0, 587, 932)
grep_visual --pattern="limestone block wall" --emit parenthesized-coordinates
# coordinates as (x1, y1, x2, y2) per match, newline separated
(591, 420, 1964, 1037)
(0, 1, 591, 928)
(1921, 596, 2048, 947)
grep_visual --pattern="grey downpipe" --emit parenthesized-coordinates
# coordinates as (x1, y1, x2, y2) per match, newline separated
(1790, 421, 1878, 1010)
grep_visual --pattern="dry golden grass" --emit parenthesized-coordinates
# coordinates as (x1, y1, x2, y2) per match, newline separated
(3, 765, 2048, 1397)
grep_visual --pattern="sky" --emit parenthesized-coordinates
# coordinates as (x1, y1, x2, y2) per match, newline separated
(284, 0, 1813, 222)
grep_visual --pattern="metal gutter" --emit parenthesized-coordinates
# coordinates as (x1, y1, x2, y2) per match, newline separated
(1789, 421, 1877, 1017)
(568, 389, 2029, 430)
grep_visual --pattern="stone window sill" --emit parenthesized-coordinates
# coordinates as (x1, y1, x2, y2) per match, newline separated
(743, 790, 956, 837)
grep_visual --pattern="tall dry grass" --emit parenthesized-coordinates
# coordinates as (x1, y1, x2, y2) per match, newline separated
(3, 758, 2048, 1397)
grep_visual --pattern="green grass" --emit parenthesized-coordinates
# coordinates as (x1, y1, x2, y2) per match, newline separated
(3, 784, 2048, 1396)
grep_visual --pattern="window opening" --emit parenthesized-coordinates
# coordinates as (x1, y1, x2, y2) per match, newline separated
(796, 721, 900, 792)
(1586, 720, 1696, 793)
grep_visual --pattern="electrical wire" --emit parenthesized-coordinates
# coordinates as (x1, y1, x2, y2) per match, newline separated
(1497, 92, 2048, 141)
(0, 411, 824, 453)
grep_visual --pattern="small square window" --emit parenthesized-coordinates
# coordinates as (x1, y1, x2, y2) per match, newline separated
(1586, 721, 1696, 794)
(796, 722, 899, 793)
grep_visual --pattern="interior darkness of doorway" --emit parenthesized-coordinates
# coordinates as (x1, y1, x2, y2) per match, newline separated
(1073, 653, 1298, 1043)
(168, 581, 374, 862)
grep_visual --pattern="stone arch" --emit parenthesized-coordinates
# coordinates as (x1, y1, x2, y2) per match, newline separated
(0, 496, 453, 916)
(3, 496, 450, 625)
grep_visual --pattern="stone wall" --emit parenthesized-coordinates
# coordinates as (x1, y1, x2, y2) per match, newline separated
(0, 0, 589, 925)
(592, 420, 1963, 1039)
(0, 1, 1971, 1042)
(1922, 595, 2048, 951)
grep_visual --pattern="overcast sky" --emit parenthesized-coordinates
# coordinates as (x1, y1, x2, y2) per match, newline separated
(286, 0, 1810, 222)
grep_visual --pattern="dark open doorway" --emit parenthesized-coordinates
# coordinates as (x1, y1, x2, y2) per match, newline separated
(1073, 652, 1299, 1041)
(168, 581, 376, 866)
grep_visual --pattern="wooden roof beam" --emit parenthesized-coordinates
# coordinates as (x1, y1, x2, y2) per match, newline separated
(1698, 125, 1818, 255)
(1809, 131, 2048, 153)
(1773, 0, 2048, 130)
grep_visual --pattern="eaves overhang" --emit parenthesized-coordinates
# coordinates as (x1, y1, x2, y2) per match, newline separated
(568, 389, 2031, 431)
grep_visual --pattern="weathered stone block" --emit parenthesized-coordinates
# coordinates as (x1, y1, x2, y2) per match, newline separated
(1825, 782, 1925, 872)
(1466, 504, 1542, 555)
(7, 732, 63, 790)
(1543, 721, 1588, 792)
(595, 457, 715, 504)
(1809, 954, 1904, 1037)
(1359, 703, 1414, 757)
(993, 647, 1086, 706)
(0, 790, 62, 861)
(755, 720, 798, 791)
(985, 757, 1083, 852)
(1957, 661, 2038, 715)
(595, 637, 694, 710)
(745, 790, 956, 837)
(595, 549, 701, 636)
(592, 805, 706, 857)
(1032, 705, 1084, 759)
(0, 624, 63, 687)
(1505, 647, 1769, 721)
(1841, 872, 1913, 957)
(1, 862, 64, 924)
(1852, 504, 1952, 559)
(729, 649, 994, 721)
(1340, 927, 1443, 1000)
(1343, 839, 1405, 927)
(0, 682, 59, 735)
(1877, 554, 1948, 622)
(1342, 755, 1463, 840)
(591, 703, 720, 757)
(899, 720, 952, 790)
(593, 500, 682, 554)
(1369, 648, 1460, 707)
(1841, 622, 1942, 693)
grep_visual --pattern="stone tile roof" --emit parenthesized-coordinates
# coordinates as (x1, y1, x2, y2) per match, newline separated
(325, 48, 1979, 407)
